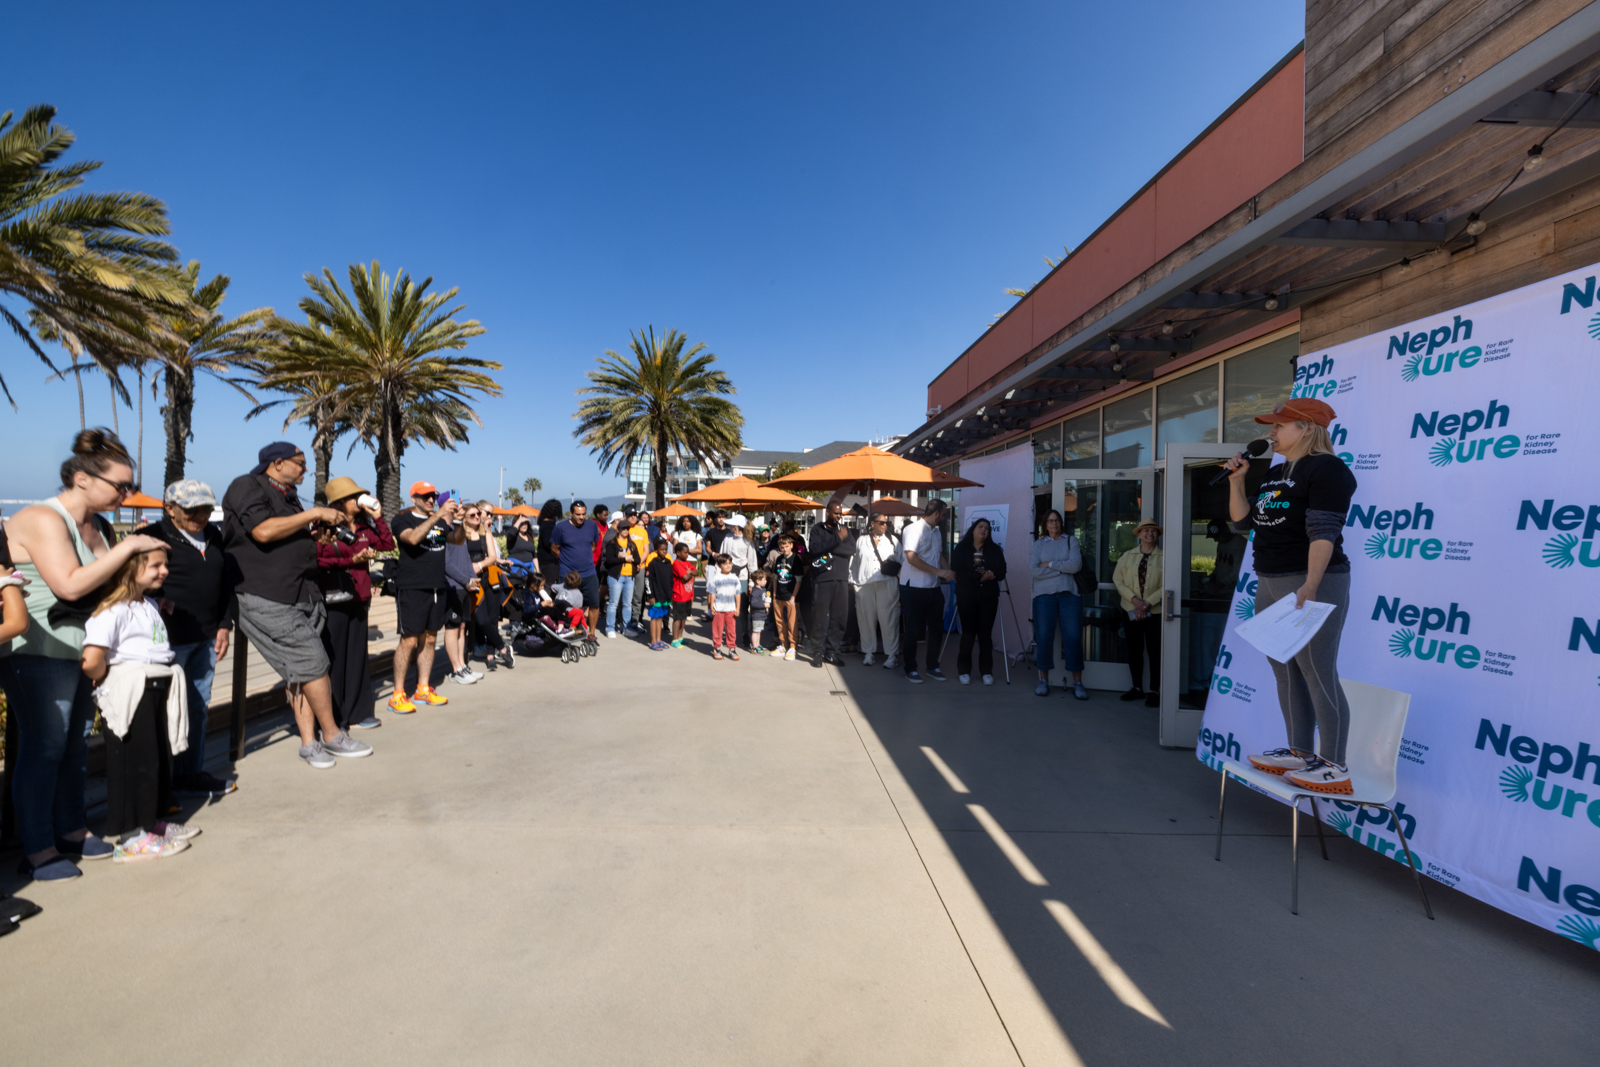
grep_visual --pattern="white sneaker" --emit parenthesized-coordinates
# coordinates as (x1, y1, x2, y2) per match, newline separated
(452, 668, 479, 686)
(863, 653, 875, 666)
(771, 646, 787, 658)
(1285, 757, 1354, 795)
(606, 630, 618, 639)
(784, 648, 796, 662)
(883, 655, 900, 670)
(1248, 748, 1313, 775)
(982, 675, 993, 685)
(959, 674, 970, 685)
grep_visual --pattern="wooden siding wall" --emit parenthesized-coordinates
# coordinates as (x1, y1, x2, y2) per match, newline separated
(1300, 170, 1600, 349)
(1304, 0, 1588, 157)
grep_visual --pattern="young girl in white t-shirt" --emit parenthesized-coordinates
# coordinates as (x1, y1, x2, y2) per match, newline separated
(82, 545, 197, 863)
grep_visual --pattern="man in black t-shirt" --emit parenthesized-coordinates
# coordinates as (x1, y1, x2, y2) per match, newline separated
(388, 480, 464, 711)
(222, 442, 372, 770)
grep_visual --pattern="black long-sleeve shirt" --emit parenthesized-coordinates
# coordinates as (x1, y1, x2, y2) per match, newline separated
(952, 538, 1007, 599)
(136, 516, 237, 645)
(806, 521, 858, 583)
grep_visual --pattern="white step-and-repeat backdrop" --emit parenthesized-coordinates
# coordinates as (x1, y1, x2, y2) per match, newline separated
(1196, 263, 1600, 950)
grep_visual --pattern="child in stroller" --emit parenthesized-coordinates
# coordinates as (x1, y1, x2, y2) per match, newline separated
(503, 562, 597, 662)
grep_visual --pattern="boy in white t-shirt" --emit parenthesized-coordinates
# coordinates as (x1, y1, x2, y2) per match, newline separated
(706, 555, 743, 660)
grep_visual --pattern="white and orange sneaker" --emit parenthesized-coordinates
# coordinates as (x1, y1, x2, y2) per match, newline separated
(413, 685, 448, 706)
(1285, 756, 1353, 795)
(1248, 748, 1315, 775)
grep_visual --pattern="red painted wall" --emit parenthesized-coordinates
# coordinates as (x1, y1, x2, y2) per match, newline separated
(928, 51, 1305, 414)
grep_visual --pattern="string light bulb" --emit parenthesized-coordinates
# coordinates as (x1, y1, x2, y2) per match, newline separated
(1465, 213, 1486, 236)
(1161, 320, 1174, 335)
(1108, 337, 1121, 353)
(1524, 144, 1545, 172)
(1111, 359, 1123, 372)
(1263, 296, 1280, 311)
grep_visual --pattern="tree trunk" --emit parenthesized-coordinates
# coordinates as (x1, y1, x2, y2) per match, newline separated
(374, 389, 404, 518)
(652, 430, 668, 511)
(312, 420, 335, 506)
(136, 367, 146, 491)
(108, 375, 119, 434)
(162, 364, 195, 490)
(73, 364, 85, 430)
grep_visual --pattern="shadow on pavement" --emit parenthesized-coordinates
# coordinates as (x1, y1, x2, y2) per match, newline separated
(834, 645, 1600, 1067)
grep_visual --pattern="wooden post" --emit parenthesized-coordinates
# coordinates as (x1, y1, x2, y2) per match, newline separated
(230, 632, 249, 763)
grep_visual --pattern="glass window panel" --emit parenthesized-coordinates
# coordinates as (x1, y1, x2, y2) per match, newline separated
(1223, 335, 1297, 444)
(1156, 365, 1219, 457)
(1061, 411, 1100, 469)
(1032, 424, 1062, 486)
(1101, 390, 1152, 468)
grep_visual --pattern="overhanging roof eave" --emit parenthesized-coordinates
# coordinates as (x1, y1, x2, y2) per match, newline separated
(897, 3, 1600, 457)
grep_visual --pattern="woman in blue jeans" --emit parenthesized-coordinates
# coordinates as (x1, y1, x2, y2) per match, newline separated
(1, 429, 167, 882)
(1030, 509, 1088, 700)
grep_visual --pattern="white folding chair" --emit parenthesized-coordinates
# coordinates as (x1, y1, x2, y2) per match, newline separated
(1212, 679, 1433, 918)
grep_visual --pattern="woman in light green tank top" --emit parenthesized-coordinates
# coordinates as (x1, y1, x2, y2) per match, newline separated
(1, 429, 167, 879)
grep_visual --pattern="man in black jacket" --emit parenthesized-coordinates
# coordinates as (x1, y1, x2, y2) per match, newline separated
(806, 500, 858, 667)
(136, 480, 238, 798)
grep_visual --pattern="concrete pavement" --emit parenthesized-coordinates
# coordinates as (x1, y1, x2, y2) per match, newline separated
(2, 619, 1596, 1066)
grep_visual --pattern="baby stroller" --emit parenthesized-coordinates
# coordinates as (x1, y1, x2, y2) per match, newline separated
(502, 559, 598, 663)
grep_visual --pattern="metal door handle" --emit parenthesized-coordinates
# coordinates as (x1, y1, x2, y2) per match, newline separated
(1164, 591, 1182, 621)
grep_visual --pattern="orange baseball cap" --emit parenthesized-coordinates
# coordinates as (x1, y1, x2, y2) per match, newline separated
(409, 480, 438, 496)
(1255, 398, 1336, 427)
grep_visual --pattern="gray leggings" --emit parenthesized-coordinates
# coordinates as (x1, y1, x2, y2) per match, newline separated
(1255, 569, 1351, 764)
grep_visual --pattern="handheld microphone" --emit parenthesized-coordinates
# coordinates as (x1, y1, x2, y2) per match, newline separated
(1207, 439, 1269, 486)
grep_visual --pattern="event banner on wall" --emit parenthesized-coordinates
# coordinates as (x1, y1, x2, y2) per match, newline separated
(1195, 263, 1600, 950)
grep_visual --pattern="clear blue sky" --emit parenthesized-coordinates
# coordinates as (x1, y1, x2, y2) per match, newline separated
(2, 1, 1303, 504)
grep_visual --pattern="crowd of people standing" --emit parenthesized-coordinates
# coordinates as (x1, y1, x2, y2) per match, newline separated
(1, 429, 1153, 904)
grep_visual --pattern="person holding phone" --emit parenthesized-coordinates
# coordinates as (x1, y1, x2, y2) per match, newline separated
(1223, 397, 1359, 795)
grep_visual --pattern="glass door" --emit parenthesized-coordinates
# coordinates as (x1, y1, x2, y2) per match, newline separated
(1049, 467, 1155, 692)
(1156, 442, 1274, 747)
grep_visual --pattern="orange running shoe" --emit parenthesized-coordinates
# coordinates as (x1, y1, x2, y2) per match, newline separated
(413, 685, 448, 706)
(386, 691, 417, 714)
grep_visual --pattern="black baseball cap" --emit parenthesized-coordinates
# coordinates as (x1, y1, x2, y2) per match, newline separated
(251, 441, 303, 476)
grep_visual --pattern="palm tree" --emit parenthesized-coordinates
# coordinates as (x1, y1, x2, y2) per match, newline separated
(0, 104, 189, 405)
(503, 487, 526, 507)
(573, 326, 743, 511)
(263, 262, 498, 515)
(522, 476, 542, 498)
(160, 262, 275, 487)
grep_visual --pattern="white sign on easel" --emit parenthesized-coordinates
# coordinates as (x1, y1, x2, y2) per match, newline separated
(962, 503, 1009, 548)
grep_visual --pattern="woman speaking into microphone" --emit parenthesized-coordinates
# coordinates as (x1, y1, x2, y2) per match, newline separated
(1223, 397, 1359, 795)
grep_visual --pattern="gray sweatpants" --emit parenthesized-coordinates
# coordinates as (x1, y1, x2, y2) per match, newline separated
(1255, 569, 1351, 765)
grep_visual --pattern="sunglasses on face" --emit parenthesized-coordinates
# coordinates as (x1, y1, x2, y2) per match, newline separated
(91, 472, 137, 496)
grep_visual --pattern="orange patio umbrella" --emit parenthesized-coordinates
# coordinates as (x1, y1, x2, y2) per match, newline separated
(762, 445, 984, 492)
(649, 502, 705, 518)
(674, 475, 822, 512)
(122, 491, 165, 509)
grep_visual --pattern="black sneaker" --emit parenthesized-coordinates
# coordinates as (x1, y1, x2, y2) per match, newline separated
(906, 670, 924, 684)
(927, 669, 948, 682)
(1119, 688, 1145, 702)
(171, 772, 238, 799)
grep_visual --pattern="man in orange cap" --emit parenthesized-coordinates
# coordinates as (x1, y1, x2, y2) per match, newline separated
(387, 480, 464, 712)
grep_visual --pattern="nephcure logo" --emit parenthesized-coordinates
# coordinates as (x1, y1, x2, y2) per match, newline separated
(1517, 500, 1600, 569)
(1409, 399, 1522, 467)
(1373, 594, 1480, 668)
(1558, 274, 1600, 343)
(1345, 501, 1460, 561)
(1517, 856, 1600, 949)
(1388, 315, 1480, 381)
(1291, 354, 1336, 399)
